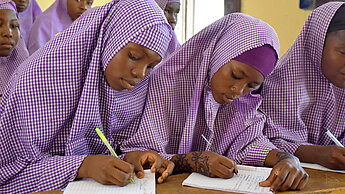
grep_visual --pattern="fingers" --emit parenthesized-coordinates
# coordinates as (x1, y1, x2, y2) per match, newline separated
(213, 163, 235, 178)
(219, 156, 238, 175)
(259, 168, 277, 188)
(296, 173, 309, 190)
(270, 169, 289, 191)
(112, 157, 134, 174)
(147, 153, 163, 173)
(156, 160, 175, 184)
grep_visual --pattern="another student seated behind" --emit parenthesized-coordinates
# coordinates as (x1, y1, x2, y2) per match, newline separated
(27, 0, 94, 55)
(260, 2, 345, 170)
(120, 13, 308, 192)
(12, 0, 42, 46)
(0, 0, 29, 99)
(0, 0, 175, 193)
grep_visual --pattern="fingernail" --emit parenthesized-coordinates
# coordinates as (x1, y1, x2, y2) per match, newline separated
(165, 172, 169, 175)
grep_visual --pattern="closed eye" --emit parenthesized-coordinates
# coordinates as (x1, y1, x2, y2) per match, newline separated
(129, 52, 141, 61)
(232, 72, 241, 80)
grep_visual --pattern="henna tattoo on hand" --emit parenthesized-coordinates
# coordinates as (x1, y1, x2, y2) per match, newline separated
(276, 151, 298, 165)
(171, 153, 192, 173)
(191, 152, 211, 177)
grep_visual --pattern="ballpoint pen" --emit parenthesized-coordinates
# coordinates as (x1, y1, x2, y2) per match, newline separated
(323, 127, 344, 148)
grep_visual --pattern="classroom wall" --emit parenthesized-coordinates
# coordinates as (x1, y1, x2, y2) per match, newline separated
(241, 0, 312, 56)
(36, 0, 112, 11)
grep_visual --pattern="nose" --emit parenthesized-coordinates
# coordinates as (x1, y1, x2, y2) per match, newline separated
(1, 26, 13, 38)
(79, 0, 88, 11)
(168, 13, 177, 24)
(131, 64, 149, 80)
(231, 83, 246, 98)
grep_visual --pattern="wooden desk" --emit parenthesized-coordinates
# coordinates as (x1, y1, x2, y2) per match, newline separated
(35, 168, 345, 194)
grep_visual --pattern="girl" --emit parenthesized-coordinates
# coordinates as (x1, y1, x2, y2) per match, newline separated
(0, 0, 28, 97)
(121, 13, 308, 192)
(27, 0, 93, 55)
(0, 0, 174, 193)
(12, 0, 42, 46)
(260, 2, 345, 170)
(164, 0, 180, 31)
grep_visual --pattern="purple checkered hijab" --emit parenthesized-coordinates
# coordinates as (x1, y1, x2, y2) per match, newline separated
(27, 0, 73, 55)
(260, 2, 345, 154)
(0, 0, 29, 96)
(121, 13, 280, 166)
(0, 0, 172, 192)
(17, 0, 43, 46)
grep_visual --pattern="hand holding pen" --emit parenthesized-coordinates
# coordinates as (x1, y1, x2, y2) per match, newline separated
(201, 134, 238, 175)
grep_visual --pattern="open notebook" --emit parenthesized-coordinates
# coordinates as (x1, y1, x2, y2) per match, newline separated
(64, 169, 155, 194)
(182, 165, 272, 194)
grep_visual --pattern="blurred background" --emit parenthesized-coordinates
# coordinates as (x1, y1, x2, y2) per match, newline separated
(36, 0, 340, 57)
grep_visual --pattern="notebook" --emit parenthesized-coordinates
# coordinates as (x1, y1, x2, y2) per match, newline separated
(64, 169, 155, 194)
(182, 165, 272, 194)
(301, 162, 345, 173)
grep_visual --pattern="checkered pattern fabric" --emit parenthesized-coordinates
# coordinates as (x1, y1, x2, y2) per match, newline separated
(0, 0, 172, 193)
(260, 2, 345, 154)
(121, 13, 280, 166)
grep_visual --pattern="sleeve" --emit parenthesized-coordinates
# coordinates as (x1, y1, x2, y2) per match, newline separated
(262, 115, 312, 155)
(0, 155, 87, 193)
(221, 115, 277, 166)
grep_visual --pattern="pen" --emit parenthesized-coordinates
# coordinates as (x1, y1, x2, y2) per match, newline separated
(201, 134, 238, 175)
(323, 127, 344, 148)
(95, 128, 135, 183)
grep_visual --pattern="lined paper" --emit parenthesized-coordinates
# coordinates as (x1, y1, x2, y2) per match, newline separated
(64, 169, 155, 194)
(182, 165, 272, 194)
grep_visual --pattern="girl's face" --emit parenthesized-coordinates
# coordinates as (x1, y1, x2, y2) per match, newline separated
(67, 0, 93, 21)
(13, 0, 30, 13)
(321, 30, 345, 88)
(105, 42, 161, 91)
(210, 60, 264, 104)
(164, 2, 180, 31)
(0, 9, 20, 57)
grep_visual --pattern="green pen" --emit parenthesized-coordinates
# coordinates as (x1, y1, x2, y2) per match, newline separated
(95, 128, 135, 183)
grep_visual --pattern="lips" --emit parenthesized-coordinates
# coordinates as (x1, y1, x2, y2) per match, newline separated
(121, 79, 137, 90)
(223, 95, 234, 103)
(0, 41, 14, 49)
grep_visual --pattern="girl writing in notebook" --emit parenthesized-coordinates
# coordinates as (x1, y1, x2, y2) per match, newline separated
(0, 0, 29, 98)
(0, 0, 175, 193)
(27, 0, 94, 55)
(121, 13, 308, 192)
(260, 2, 345, 170)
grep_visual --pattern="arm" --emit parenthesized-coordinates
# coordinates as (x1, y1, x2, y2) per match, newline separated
(295, 145, 345, 170)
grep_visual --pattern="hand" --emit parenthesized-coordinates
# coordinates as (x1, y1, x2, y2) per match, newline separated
(124, 150, 175, 183)
(260, 152, 308, 191)
(77, 155, 134, 186)
(171, 151, 238, 178)
(316, 146, 345, 170)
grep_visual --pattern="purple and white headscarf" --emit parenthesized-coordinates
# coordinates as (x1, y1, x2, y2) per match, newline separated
(0, 0, 29, 96)
(0, 0, 172, 192)
(260, 2, 345, 154)
(17, 0, 42, 46)
(27, 0, 73, 55)
(121, 13, 280, 166)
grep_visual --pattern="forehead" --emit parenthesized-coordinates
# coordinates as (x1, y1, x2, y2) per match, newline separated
(125, 42, 161, 60)
(165, 2, 180, 10)
(0, 9, 18, 21)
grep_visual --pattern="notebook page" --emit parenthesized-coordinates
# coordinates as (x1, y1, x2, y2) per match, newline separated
(182, 165, 272, 194)
(64, 169, 155, 194)
(301, 162, 345, 173)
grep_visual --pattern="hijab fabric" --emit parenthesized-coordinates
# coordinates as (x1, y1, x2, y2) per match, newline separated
(121, 13, 280, 166)
(0, 0, 172, 192)
(0, 0, 29, 96)
(260, 2, 345, 153)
